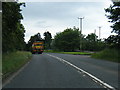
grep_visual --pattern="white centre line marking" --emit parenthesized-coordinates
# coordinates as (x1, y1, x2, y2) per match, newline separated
(46, 54, 116, 90)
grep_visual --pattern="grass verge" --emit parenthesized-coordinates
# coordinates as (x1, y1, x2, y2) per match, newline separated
(91, 48, 119, 63)
(2, 51, 32, 80)
(44, 50, 92, 55)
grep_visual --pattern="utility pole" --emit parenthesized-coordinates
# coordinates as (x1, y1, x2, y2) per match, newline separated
(94, 29, 96, 35)
(94, 29, 96, 41)
(78, 17, 84, 33)
(78, 17, 84, 51)
(98, 26, 101, 39)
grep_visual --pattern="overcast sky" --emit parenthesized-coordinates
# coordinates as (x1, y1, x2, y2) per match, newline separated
(20, 0, 114, 43)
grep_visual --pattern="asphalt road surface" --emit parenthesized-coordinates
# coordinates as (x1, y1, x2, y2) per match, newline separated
(3, 53, 119, 89)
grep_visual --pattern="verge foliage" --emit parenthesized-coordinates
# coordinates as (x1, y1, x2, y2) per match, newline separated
(105, 2, 120, 49)
(2, 51, 32, 79)
(82, 33, 106, 51)
(92, 48, 119, 63)
(2, 2, 26, 53)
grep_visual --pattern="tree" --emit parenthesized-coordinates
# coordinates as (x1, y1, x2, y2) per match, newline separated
(86, 33, 97, 42)
(26, 33, 42, 51)
(83, 33, 97, 51)
(2, 2, 26, 53)
(52, 27, 80, 51)
(43, 31, 52, 49)
(105, 35, 119, 48)
(82, 33, 106, 51)
(105, 1, 120, 49)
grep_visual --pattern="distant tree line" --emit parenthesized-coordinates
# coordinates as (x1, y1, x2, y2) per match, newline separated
(50, 1, 120, 51)
(26, 31, 52, 51)
(26, 33, 43, 51)
(26, 28, 106, 52)
(2, 2, 26, 53)
(50, 27, 106, 52)
(2, 1, 119, 53)
(82, 33, 106, 51)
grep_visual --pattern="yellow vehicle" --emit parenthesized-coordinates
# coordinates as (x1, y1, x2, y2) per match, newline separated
(32, 41, 44, 54)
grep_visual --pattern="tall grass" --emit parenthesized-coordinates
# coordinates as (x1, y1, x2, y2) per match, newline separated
(91, 48, 119, 63)
(2, 51, 32, 79)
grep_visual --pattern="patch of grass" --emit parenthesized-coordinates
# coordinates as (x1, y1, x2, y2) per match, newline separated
(2, 51, 32, 79)
(44, 50, 60, 53)
(44, 50, 92, 55)
(59, 52, 92, 55)
(91, 48, 119, 63)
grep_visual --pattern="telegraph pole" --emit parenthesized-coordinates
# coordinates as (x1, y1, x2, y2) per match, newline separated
(94, 29, 96, 41)
(94, 29, 96, 35)
(98, 26, 101, 39)
(78, 17, 84, 51)
(78, 17, 84, 33)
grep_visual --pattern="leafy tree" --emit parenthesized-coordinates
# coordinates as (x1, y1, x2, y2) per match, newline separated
(83, 33, 97, 51)
(2, 2, 26, 53)
(43, 31, 52, 49)
(86, 33, 97, 42)
(26, 33, 43, 51)
(82, 33, 106, 51)
(52, 27, 80, 51)
(82, 33, 97, 51)
(105, 35, 119, 48)
(105, 1, 120, 49)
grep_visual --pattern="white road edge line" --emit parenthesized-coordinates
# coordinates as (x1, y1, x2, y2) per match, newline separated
(46, 54, 116, 90)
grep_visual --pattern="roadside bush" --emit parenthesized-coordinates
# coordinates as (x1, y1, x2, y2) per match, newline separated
(92, 48, 119, 63)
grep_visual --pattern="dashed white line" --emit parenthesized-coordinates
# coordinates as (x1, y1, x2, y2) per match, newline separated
(46, 54, 116, 90)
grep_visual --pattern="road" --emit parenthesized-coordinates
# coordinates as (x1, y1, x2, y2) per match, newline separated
(3, 53, 119, 89)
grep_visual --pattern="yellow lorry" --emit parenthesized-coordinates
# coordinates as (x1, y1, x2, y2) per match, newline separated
(32, 41, 44, 54)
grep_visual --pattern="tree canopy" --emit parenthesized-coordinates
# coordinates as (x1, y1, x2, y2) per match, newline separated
(2, 2, 26, 53)
(82, 33, 106, 51)
(44, 31, 52, 49)
(26, 33, 43, 51)
(105, 2, 120, 49)
(52, 27, 80, 51)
